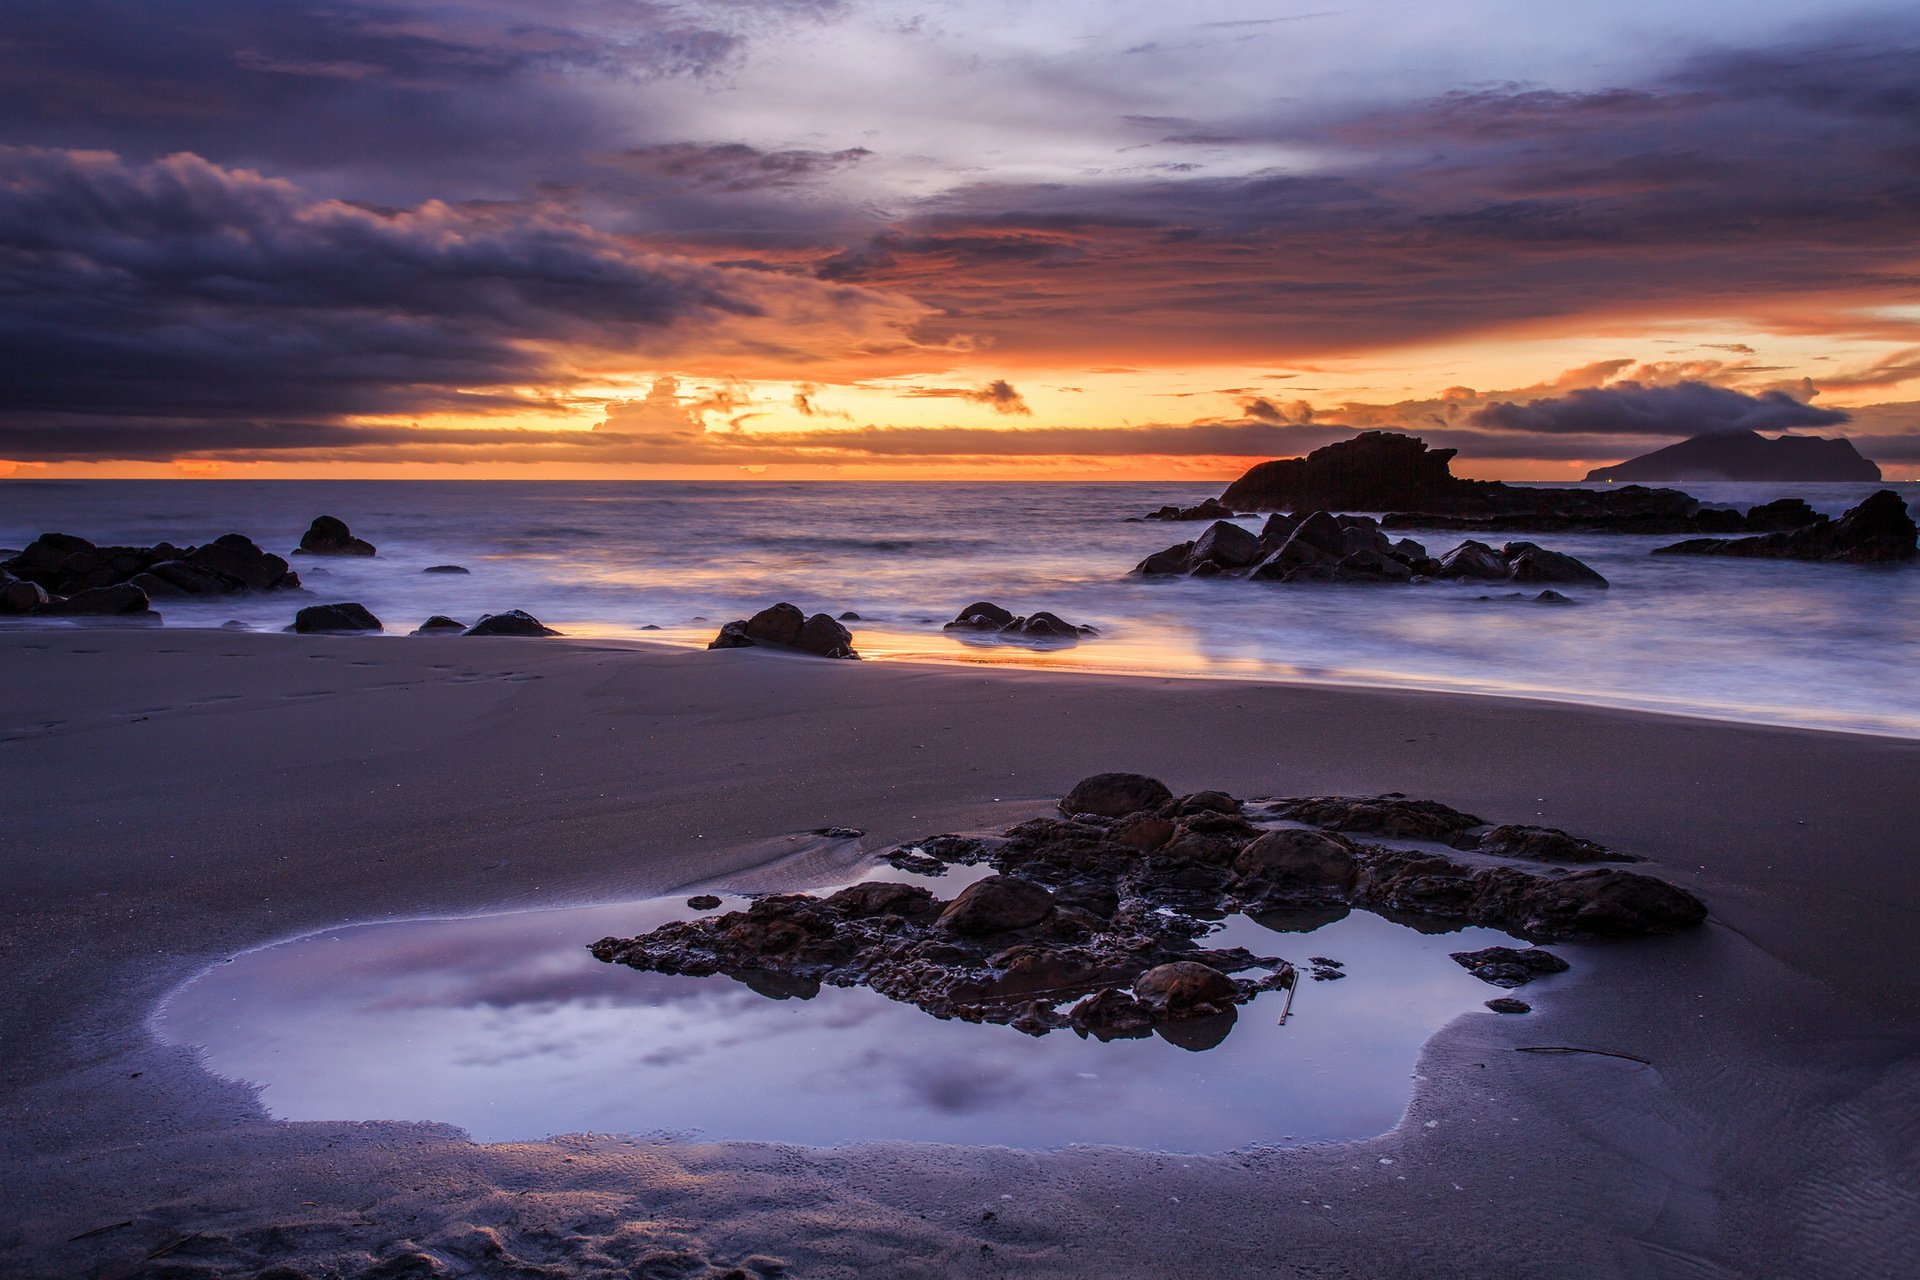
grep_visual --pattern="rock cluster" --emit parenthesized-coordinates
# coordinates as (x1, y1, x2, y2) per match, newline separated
(1653, 490, 1916, 564)
(1, 531, 300, 619)
(297, 515, 376, 557)
(1140, 498, 1241, 522)
(593, 775, 1704, 1042)
(943, 601, 1099, 642)
(709, 602, 858, 659)
(1136, 516, 1608, 587)
(1218, 431, 1835, 535)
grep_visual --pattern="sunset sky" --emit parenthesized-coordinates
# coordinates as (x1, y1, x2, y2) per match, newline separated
(3, 1, 1917, 479)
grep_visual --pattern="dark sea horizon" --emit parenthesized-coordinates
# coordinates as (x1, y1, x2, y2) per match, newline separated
(5, 477, 1917, 737)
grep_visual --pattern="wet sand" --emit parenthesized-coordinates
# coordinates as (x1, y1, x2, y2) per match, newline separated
(2, 628, 1916, 1278)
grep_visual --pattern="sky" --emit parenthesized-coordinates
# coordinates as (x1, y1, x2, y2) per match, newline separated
(2, 0, 1917, 480)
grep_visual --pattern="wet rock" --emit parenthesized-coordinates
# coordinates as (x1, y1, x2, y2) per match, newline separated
(1190, 520, 1262, 570)
(839, 611, 861, 620)
(945, 601, 1017, 630)
(184, 534, 299, 591)
(422, 564, 469, 574)
(1060, 773, 1174, 818)
(1070, 987, 1155, 1039)
(35, 583, 157, 617)
(1267, 793, 1484, 841)
(0, 578, 49, 613)
(827, 881, 936, 918)
(1653, 489, 1916, 563)
(1451, 945, 1570, 987)
(4, 530, 297, 597)
(686, 895, 723, 910)
(291, 602, 382, 633)
(411, 615, 467, 635)
(464, 610, 560, 637)
(1134, 542, 1196, 576)
(1143, 498, 1239, 522)
(1436, 539, 1509, 580)
(1485, 997, 1531, 1014)
(1535, 590, 1573, 604)
(1499, 867, 1708, 938)
(1114, 815, 1176, 851)
(1477, 824, 1633, 863)
(1233, 828, 1358, 892)
(1134, 962, 1240, 1019)
(297, 515, 376, 556)
(937, 876, 1055, 935)
(709, 602, 858, 658)
(1504, 542, 1609, 587)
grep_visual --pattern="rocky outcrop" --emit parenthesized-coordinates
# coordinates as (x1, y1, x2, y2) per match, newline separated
(463, 610, 560, 637)
(593, 775, 1706, 1043)
(1586, 431, 1881, 483)
(709, 602, 858, 658)
(33, 583, 158, 619)
(1141, 498, 1241, 522)
(1135, 518, 1608, 588)
(1653, 490, 1917, 563)
(1218, 430, 1839, 535)
(291, 602, 382, 633)
(3, 531, 299, 601)
(944, 601, 1098, 643)
(411, 615, 467, 635)
(297, 515, 376, 557)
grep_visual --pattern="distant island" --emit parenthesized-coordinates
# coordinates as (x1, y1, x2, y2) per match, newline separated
(1586, 430, 1881, 483)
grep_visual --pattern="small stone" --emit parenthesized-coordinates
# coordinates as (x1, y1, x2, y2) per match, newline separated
(422, 564, 470, 574)
(686, 895, 723, 910)
(1486, 998, 1531, 1014)
(1134, 962, 1240, 1020)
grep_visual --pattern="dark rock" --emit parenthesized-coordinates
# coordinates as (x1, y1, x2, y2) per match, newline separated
(36, 583, 156, 617)
(1499, 867, 1709, 938)
(1653, 489, 1916, 563)
(1233, 828, 1358, 892)
(3, 530, 296, 597)
(795, 613, 857, 658)
(1477, 824, 1633, 863)
(291, 602, 382, 633)
(708, 620, 753, 649)
(937, 875, 1056, 935)
(839, 611, 861, 620)
(184, 534, 299, 591)
(687, 895, 723, 910)
(0, 579, 49, 613)
(1060, 773, 1174, 818)
(1534, 590, 1573, 604)
(1485, 997, 1531, 1014)
(1190, 520, 1262, 570)
(297, 515, 376, 556)
(945, 601, 1017, 630)
(1436, 539, 1509, 581)
(1070, 987, 1155, 1039)
(1267, 794, 1483, 841)
(464, 610, 560, 637)
(411, 615, 467, 635)
(1134, 962, 1240, 1019)
(1586, 430, 1881, 484)
(422, 564, 470, 574)
(1503, 543, 1609, 587)
(1144, 498, 1239, 522)
(745, 602, 806, 646)
(1450, 945, 1570, 987)
(1134, 542, 1195, 576)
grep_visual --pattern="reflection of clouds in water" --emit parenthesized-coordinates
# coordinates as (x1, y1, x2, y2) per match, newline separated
(904, 1060, 1036, 1114)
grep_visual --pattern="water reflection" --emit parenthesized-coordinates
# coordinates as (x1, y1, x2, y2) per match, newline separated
(156, 892, 1532, 1151)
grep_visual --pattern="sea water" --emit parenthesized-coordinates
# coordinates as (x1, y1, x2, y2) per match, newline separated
(3, 478, 1915, 735)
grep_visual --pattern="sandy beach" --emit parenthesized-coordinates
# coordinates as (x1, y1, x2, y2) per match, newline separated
(2, 627, 1915, 1278)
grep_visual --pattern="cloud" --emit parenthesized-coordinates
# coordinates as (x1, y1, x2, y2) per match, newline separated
(901, 380, 1032, 415)
(0, 146, 931, 451)
(600, 143, 873, 191)
(1468, 380, 1850, 436)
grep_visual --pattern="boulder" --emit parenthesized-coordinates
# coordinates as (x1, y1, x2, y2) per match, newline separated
(1503, 543, 1609, 587)
(1143, 498, 1239, 522)
(794, 612, 856, 658)
(291, 602, 382, 633)
(411, 615, 467, 635)
(1133, 962, 1240, 1020)
(1134, 542, 1195, 576)
(297, 515, 376, 556)
(36, 583, 156, 617)
(945, 601, 1017, 630)
(1477, 824, 1630, 863)
(463, 610, 560, 637)
(422, 564, 469, 574)
(1233, 828, 1358, 890)
(744, 602, 806, 646)
(0, 579, 49, 614)
(1653, 490, 1916, 563)
(1508, 868, 1708, 938)
(128, 561, 237, 597)
(1450, 946, 1570, 988)
(1070, 988, 1155, 1039)
(184, 534, 298, 590)
(937, 875, 1056, 935)
(1190, 520, 1262, 570)
(1436, 539, 1510, 580)
(1060, 773, 1174, 818)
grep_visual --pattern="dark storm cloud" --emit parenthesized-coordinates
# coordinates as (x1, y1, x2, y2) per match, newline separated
(1469, 380, 1850, 436)
(0, 146, 912, 446)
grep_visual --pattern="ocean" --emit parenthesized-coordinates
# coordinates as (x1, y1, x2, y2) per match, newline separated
(4, 479, 1916, 736)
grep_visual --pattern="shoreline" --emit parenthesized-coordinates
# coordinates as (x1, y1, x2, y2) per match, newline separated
(4, 629, 1917, 1277)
